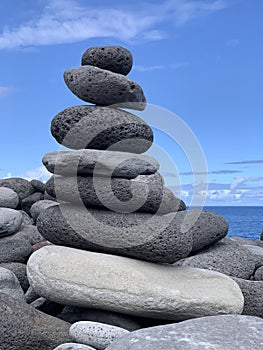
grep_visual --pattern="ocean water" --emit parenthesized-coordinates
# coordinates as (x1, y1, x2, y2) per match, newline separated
(204, 206, 263, 240)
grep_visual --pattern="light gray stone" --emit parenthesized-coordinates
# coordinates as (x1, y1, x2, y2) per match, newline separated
(0, 187, 19, 208)
(0, 262, 29, 291)
(54, 344, 96, 350)
(51, 106, 152, 153)
(64, 66, 146, 110)
(174, 240, 257, 279)
(43, 150, 159, 179)
(82, 46, 133, 75)
(27, 246, 244, 321)
(0, 208, 23, 237)
(105, 315, 263, 350)
(233, 278, 263, 318)
(70, 321, 129, 349)
(0, 293, 70, 350)
(30, 199, 59, 222)
(0, 177, 35, 201)
(0, 267, 25, 301)
(37, 203, 193, 263)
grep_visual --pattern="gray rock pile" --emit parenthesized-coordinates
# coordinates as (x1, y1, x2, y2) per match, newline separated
(0, 45, 263, 349)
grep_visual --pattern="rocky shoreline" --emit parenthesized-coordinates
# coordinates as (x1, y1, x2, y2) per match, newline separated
(0, 45, 263, 349)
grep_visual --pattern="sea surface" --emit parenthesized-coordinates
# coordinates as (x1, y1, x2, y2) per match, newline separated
(204, 206, 263, 240)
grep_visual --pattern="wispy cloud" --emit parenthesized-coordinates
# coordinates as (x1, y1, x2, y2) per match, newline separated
(226, 39, 240, 47)
(180, 169, 242, 175)
(0, 0, 228, 49)
(226, 160, 263, 165)
(0, 86, 14, 98)
(4, 165, 51, 182)
(230, 176, 263, 190)
(134, 65, 166, 72)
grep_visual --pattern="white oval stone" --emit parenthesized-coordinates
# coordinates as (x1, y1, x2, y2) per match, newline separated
(70, 321, 129, 350)
(27, 246, 244, 321)
(53, 344, 96, 350)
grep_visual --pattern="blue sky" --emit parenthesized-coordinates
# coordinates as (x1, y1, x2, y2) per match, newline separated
(0, 0, 262, 206)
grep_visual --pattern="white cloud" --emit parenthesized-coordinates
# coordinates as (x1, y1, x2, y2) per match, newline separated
(4, 165, 51, 183)
(230, 176, 263, 191)
(134, 65, 166, 72)
(0, 86, 14, 97)
(0, 0, 227, 49)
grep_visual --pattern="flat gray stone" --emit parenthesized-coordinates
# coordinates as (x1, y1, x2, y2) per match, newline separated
(64, 66, 146, 110)
(21, 192, 44, 214)
(58, 306, 142, 331)
(0, 208, 23, 237)
(46, 173, 177, 215)
(30, 199, 59, 222)
(0, 293, 70, 350)
(105, 315, 263, 350)
(233, 278, 263, 318)
(51, 106, 152, 152)
(43, 149, 159, 179)
(54, 344, 96, 350)
(174, 240, 257, 279)
(0, 177, 35, 201)
(82, 46, 133, 75)
(27, 246, 244, 321)
(0, 187, 19, 208)
(37, 204, 193, 263)
(0, 267, 25, 301)
(70, 321, 129, 349)
(0, 262, 29, 291)
(30, 179, 46, 193)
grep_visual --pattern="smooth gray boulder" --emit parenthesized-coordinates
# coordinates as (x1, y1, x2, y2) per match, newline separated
(27, 246, 244, 321)
(43, 149, 159, 179)
(105, 315, 263, 350)
(64, 66, 146, 110)
(174, 240, 256, 279)
(54, 344, 96, 350)
(70, 321, 129, 350)
(0, 267, 25, 301)
(37, 203, 192, 263)
(0, 186, 19, 208)
(233, 278, 263, 318)
(37, 205, 227, 263)
(81, 46, 133, 75)
(58, 306, 142, 331)
(0, 293, 70, 350)
(0, 262, 29, 291)
(16, 224, 44, 245)
(0, 177, 35, 201)
(51, 106, 152, 152)
(45, 173, 177, 215)
(0, 208, 23, 237)
(30, 199, 59, 222)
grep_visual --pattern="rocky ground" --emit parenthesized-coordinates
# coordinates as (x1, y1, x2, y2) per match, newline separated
(0, 45, 262, 349)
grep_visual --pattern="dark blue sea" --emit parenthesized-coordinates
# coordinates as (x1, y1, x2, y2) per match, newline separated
(204, 206, 263, 240)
